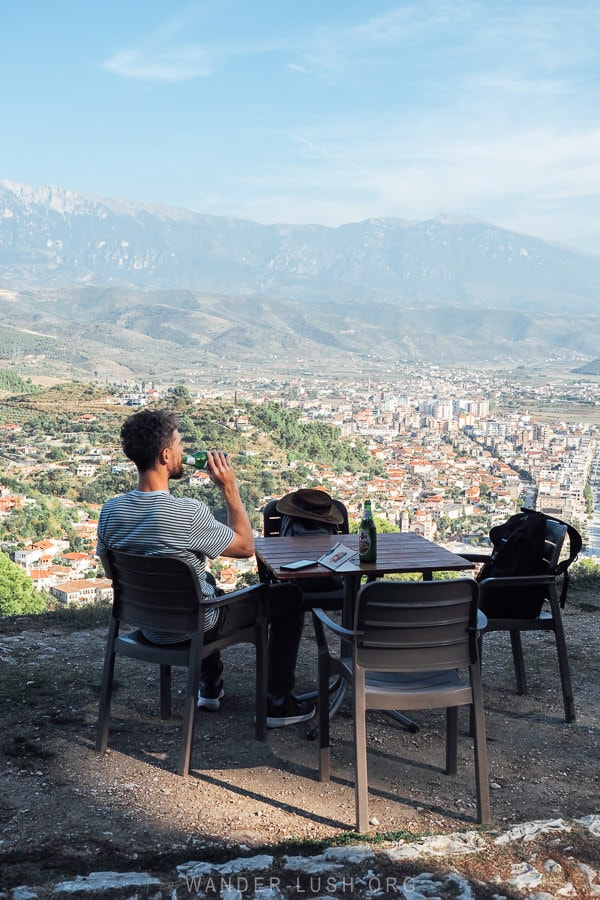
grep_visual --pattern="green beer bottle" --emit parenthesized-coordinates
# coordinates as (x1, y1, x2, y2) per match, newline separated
(358, 499, 377, 562)
(184, 450, 227, 470)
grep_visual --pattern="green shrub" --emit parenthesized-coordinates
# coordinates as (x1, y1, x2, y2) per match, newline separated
(0, 552, 46, 615)
(1, 599, 111, 634)
(568, 557, 600, 590)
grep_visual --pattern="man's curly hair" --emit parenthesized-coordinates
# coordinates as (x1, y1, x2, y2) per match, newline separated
(120, 408, 178, 472)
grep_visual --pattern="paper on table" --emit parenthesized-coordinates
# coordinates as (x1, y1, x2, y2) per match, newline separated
(318, 542, 360, 572)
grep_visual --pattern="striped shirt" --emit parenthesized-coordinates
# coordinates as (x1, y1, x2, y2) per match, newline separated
(96, 489, 235, 638)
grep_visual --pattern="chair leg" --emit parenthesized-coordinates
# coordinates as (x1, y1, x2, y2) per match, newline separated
(353, 675, 370, 833)
(552, 617, 576, 723)
(159, 664, 172, 718)
(255, 624, 268, 741)
(510, 631, 527, 694)
(471, 667, 491, 825)
(318, 653, 332, 782)
(445, 707, 458, 775)
(177, 647, 202, 777)
(177, 692, 196, 777)
(95, 622, 118, 753)
(468, 634, 484, 738)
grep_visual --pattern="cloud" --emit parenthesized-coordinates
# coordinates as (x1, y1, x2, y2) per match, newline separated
(95, 2, 600, 253)
(103, 47, 217, 81)
(101, 4, 290, 82)
(204, 116, 600, 254)
(101, 3, 220, 81)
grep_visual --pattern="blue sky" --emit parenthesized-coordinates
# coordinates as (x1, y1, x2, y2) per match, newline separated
(2, 1, 599, 254)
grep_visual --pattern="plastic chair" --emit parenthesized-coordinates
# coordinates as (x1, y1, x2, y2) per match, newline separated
(95, 549, 269, 776)
(465, 517, 576, 722)
(261, 497, 420, 733)
(312, 578, 490, 831)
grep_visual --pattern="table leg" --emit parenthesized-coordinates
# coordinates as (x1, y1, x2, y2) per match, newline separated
(387, 710, 420, 733)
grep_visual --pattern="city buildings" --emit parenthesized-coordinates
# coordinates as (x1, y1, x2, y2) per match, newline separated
(2, 364, 599, 605)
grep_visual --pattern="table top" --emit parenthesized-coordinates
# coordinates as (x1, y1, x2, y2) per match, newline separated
(254, 531, 475, 581)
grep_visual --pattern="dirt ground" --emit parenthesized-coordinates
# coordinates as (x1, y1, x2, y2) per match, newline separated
(1, 588, 599, 896)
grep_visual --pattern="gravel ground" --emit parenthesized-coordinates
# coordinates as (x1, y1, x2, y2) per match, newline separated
(1, 588, 599, 896)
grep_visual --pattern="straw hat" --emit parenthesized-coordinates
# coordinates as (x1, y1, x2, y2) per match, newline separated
(276, 489, 344, 525)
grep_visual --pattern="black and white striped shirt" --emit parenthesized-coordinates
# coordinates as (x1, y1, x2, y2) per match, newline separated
(96, 489, 234, 636)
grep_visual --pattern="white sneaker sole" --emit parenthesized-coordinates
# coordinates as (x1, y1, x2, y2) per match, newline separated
(266, 708, 316, 728)
(197, 688, 225, 710)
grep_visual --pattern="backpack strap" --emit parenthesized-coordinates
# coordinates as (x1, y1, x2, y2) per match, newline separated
(554, 522, 582, 608)
(555, 522, 583, 573)
(521, 508, 582, 607)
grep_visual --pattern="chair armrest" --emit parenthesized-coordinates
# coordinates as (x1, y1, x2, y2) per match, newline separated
(312, 607, 357, 638)
(312, 607, 362, 656)
(461, 552, 491, 563)
(200, 582, 267, 609)
(478, 573, 555, 591)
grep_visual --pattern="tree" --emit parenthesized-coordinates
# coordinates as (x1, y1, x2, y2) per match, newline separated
(235, 570, 260, 588)
(178, 412, 200, 446)
(168, 385, 192, 411)
(78, 471, 136, 504)
(373, 515, 400, 533)
(46, 447, 68, 461)
(0, 552, 47, 614)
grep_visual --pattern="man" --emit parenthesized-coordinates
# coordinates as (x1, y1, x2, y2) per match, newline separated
(96, 408, 315, 728)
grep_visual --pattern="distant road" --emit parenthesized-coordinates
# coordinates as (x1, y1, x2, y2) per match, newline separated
(583, 452, 600, 558)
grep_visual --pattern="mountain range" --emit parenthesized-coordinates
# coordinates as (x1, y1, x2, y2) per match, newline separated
(1, 179, 599, 380)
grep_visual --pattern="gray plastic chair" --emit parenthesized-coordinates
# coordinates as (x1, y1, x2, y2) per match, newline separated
(312, 578, 490, 831)
(466, 518, 576, 722)
(95, 549, 269, 776)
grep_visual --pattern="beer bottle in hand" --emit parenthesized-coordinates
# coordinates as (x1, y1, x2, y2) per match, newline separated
(184, 450, 227, 470)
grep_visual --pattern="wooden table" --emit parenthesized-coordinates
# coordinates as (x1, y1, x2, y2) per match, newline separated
(254, 531, 475, 627)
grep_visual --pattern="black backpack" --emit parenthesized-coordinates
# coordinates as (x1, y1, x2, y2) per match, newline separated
(477, 508, 582, 618)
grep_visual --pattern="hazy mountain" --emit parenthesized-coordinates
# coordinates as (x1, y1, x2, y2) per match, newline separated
(1, 179, 599, 379)
(573, 359, 600, 376)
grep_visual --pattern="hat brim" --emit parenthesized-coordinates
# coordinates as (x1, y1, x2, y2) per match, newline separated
(276, 494, 344, 525)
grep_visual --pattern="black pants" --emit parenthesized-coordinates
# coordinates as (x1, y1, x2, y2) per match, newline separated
(201, 582, 305, 698)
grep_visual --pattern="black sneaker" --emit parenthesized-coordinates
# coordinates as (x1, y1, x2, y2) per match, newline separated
(266, 695, 316, 728)
(197, 679, 224, 710)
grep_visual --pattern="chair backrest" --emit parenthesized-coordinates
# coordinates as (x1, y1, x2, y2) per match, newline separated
(543, 518, 568, 569)
(354, 578, 479, 673)
(263, 497, 349, 537)
(102, 549, 202, 635)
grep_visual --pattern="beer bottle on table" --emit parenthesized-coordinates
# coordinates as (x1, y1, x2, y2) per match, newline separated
(184, 450, 227, 470)
(358, 499, 377, 562)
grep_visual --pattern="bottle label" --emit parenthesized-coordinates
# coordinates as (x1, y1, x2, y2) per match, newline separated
(185, 452, 208, 469)
(359, 530, 371, 556)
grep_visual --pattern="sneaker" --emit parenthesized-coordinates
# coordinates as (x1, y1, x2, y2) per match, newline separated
(266, 695, 316, 728)
(197, 679, 224, 710)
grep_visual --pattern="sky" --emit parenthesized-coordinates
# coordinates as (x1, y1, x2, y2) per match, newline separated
(2, 1, 599, 255)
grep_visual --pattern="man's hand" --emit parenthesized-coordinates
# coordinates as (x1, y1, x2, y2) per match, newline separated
(206, 450, 235, 490)
(206, 450, 254, 557)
